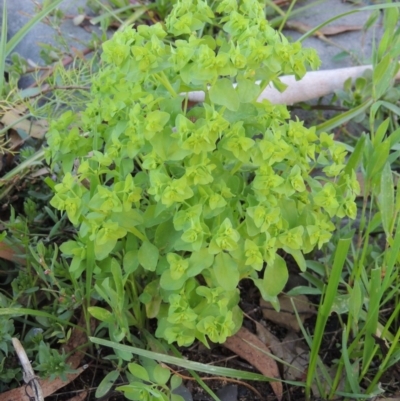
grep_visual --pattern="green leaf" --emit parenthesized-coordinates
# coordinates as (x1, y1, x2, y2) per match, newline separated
(373, 53, 398, 99)
(138, 241, 159, 271)
(128, 362, 150, 382)
(94, 237, 117, 261)
(187, 249, 214, 277)
(262, 255, 288, 297)
(213, 253, 239, 291)
(285, 248, 306, 272)
(170, 374, 182, 390)
(95, 370, 119, 398)
(153, 364, 170, 385)
(372, 118, 390, 148)
(88, 306, 113, 323)
(160, 269, 186, 290)
(379, 161, 394, 236)
(109, 209, 143, 230)
(154, 219, 180, 252)
(316, 99, 373, 134)
(348, 280, 362, 320)
(236, 77, 261, 103)
(123, 250, 139, 274)
(209, 78, 240, 111)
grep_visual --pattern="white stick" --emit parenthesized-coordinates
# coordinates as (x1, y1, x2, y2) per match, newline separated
(12, 337, 44, 401)
(186, 65, 400, 105)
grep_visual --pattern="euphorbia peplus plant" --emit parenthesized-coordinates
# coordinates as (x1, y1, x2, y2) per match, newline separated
(46, 0, 359, 347)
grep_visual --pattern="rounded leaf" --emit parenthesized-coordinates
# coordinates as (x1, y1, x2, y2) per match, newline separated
(153, 364, 170, 385)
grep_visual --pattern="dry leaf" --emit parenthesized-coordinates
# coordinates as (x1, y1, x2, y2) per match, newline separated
(224, 326, 283, 400)
(285, 20, 362, 36)
(260, 294, 315, 332)
(256, 323, 308, 382)
(0, 241, 26, 265)
(1, 106, 48, 139)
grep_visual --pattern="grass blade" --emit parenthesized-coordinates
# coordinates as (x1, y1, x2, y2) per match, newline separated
(305, 233, 353, 399)
(5, 0, 65, 57)
(316, 99, 373, 134)
(89, 336, 304, 385)
(0, 307, 79, 328)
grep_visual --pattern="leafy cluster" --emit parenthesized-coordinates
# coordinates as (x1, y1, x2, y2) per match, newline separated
(118, 360, 184, 401)
(46, 0, 359, 346)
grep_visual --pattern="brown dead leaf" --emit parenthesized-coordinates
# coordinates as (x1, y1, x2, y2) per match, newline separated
(285, 20, 362, 36)
(260, 294, 315, 332)
(1, 106, 48, 139)
(224, 326, 283, 400)
(30, 167, 50, 178)
(0, 241, 26, 265)
(256, 323, 308, 381)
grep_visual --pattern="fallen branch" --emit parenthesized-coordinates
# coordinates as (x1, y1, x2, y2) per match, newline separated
(187, 64, 400, 105)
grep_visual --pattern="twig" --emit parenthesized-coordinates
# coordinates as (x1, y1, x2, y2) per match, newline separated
(160, 363, 263, 400)
(12, 338, 44, 401)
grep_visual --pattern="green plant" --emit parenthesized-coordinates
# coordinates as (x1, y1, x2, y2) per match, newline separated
(45, 0, 359, 348)
(118, 359, 185, 401)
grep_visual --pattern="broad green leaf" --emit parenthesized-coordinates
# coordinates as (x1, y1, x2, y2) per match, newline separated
(187, 249, 214, 277)
(209, 78, 240, 111)
(154, 219, 180, 252)
(214, 253, 239, 291)
(236, 77, 261, 103)
(128, 362, 150, 382)
(88, 306, 113, 323)
(170, 375, 182, 390)
(94, 237, 117, 261)
(153, 364, 170, 385)
(262, 255, 288, 297)
(109, 209, 143, 229)
(138, 241, 159, 271)
(123, 250, 139, 274)
(160, 269, 186, 290)
(172, 394, 185, 401)
(95, 370, 119, 398)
